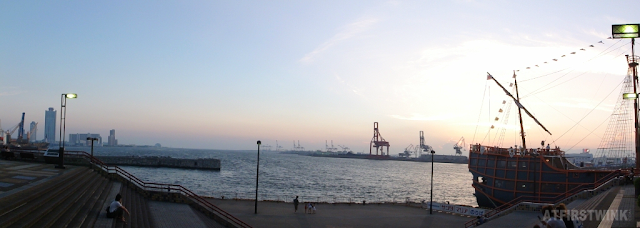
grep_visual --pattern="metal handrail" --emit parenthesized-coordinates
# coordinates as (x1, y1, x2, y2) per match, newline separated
(65, 150, 252, 228)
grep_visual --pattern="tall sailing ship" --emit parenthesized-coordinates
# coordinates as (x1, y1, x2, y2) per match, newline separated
(469, 26, 639, 208)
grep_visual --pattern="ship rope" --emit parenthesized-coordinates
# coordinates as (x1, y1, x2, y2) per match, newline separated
(520, 39, 626, 84)
(472, 80, 490, 145)
(478, 38, 633, 156)
(522, 44, 630, 99)
(592, 72, 635, 168)
(551, 78, 625, 146)
(512, 40, 629, 152)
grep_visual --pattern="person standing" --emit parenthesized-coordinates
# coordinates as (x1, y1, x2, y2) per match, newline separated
(293, 196, 299, 213)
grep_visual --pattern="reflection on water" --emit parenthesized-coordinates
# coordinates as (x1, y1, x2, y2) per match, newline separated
(71, 146, 476, 206)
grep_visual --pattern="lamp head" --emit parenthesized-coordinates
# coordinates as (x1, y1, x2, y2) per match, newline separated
(623, 93, 638, 100)
(65, 93, 78, 99)
(257, 140, 261, 145)
(612, 24, 639, 39)
(431, 150, 436, 154)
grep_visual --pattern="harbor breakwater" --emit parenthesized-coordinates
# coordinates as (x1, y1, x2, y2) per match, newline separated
(96, 156, 221, 170)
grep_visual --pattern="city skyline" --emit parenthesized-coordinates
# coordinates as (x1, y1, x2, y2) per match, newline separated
(1, 1, 639, 154)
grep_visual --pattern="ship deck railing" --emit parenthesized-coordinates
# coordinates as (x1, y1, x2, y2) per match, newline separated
(464, 170, 622, 228)
(470, 144, 565, 157)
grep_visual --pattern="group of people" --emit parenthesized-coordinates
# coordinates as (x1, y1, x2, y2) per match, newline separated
(534, 203, 580, 228)
(293, 196, 316, 214)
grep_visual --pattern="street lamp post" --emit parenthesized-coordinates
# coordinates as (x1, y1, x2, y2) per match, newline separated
(87, 137, 98, 168)
(56, 93, 77, 169)
(430, 149, 435, 215)
(615, 24, 639, 171)
(255, 140, 261, 214)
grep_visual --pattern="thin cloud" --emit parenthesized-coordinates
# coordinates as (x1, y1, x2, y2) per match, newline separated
(299, 17, 379, 63)
(551, 98, 614, 112)
(334, 74, 366, 97)
(391, 113, 460, 121)
(0, 89, 23, 97)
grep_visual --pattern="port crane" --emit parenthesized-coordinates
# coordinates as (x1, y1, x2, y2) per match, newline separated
(325, 140, 338, 152)
(453, 137, 466, 156)
(400, 144, 416, 158)
(338, 145, 350, 153)
(17, 113, 25, 143)
(275, 140, 283, 152)
(419, 131, 433, 154)
(293, 140, 305, 151)
(5, 122, 21, 142)
(370, 122, 390, 155)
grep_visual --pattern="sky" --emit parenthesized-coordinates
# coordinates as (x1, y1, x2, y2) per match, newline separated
(1, 1, 639, 155)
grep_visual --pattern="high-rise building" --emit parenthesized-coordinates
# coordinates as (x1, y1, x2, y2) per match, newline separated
(44, 107, 56, 144)
(29, 121, 37, 142)
(108, 129, 117, 146)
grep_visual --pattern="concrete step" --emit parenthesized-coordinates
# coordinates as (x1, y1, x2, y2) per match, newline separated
(575, 187, 616, 211)
(93, 181, 122, 228)
(68, 174, 111, 228)
(77, 179, 113, 228)
(51, 170, 109, 227)
(0, 167, 84, 215)
(116, 183, 152, 228)
(1, 168, 92, 228)
(33, 171, 103, 227)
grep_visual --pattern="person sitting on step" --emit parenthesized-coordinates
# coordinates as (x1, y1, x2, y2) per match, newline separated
(107, 193, 130, 223)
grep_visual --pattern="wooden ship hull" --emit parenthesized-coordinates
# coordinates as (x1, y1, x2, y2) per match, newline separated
(468, 145, 620, 208)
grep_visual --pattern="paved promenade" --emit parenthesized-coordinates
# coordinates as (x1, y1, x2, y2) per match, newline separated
(484, 185, 639, 228)
(206, 198, 473, 228)
(0, 160, 65, 197)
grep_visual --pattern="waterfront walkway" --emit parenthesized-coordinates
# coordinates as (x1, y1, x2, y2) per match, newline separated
(2, 158, 639, 227)
(0, 159, 473, 228)
(0, 159, 223, 228)
(484, 184, 639, 228)
(206, 198, 472, 228)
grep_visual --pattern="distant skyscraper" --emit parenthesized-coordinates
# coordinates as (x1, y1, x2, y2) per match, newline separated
(29, 121, 37, 142)
(44, 107, 56, 144)
(108, 129, 117, 146)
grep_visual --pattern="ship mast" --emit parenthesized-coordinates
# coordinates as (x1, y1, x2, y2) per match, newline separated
(513, 72, 527, 149)
(487, 73, 552, 149)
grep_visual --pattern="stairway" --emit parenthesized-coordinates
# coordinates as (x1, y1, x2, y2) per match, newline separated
(0, 166, 116, 228)
(113, 183, 153, 228)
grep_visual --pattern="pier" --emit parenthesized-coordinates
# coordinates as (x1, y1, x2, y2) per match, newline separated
(95, 156, 220, 170)
(1, 150, 222, 171)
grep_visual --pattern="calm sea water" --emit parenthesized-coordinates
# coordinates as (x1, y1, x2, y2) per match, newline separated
(68, 146, 476, 206)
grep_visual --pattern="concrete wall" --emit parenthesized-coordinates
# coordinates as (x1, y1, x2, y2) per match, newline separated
(96, 156, 220, 170)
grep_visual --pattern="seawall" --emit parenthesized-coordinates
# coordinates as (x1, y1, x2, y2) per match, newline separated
(96, 156, 221, 170)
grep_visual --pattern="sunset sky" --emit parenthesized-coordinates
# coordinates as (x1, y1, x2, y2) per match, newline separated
(1, 1, 639, 154)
